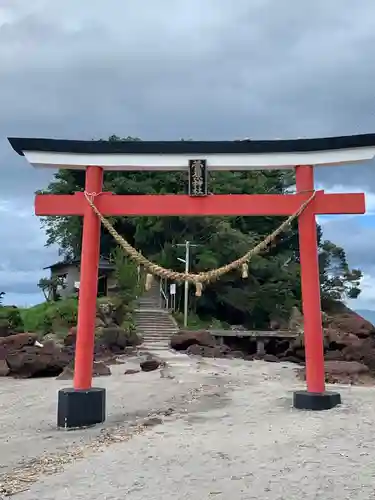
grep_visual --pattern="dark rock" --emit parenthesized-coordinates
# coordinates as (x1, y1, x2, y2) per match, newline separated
(230, 350, 245, 359)
(263, 354, 280, 363)
(103, 356, 122, 365)
(57, 361, 111, 380)
(299, 359, 372, 385)
(99, 326, 142, 349)
(93, 343, 114, 360)
(279, 355, 302, 364)
(6, 342, 71, 378)
(140, 359, 160, 372)
(342, 337, 375, 372)
(93, 361, 111, 377)
(40, 339, 61, 355)
(64, 327, 76, 346)
(324, 327, 362, 348)
(124, 368, 141, 375)
(186, 344, 233, 359)
(324, 360, 369, 375)
(0, 359, 9, 376)
(170, 330, 217, 351)
(0, 333, 37, 350)
(66, 325, 142, 354)
(327, 305, 375, 339)
(0, 334, 70, 378)
(325, 350, 345, 361)
(244, 354, 255, 361)
(97, 300, 120, 326)
(143, 417, 163, 427)
(217, 344, 231, 355)
(201, 347, 216, 358)
(186, 344, 205, 356)
(0, 345, 7, 361)
(294, 349, 306, 360)
(56, 365, 74, 380)
(97, 326, 120, 347)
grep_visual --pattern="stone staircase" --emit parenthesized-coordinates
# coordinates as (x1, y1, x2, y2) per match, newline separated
(134, 281, 179, 351)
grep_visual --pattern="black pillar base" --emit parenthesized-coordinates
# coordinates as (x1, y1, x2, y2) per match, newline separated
(57, 387, 106, 429)
(293, 390, 341, 411)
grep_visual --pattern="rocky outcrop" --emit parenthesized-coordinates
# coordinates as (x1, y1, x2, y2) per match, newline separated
(64, 324, 142, 358)
(0, 334, 71, 378)
(0, 359, 10, 376)
(170, 305, 375, 385)
(299, 360, 372, 385)
(0, 296, 142, 379)
(0, 326, 133, 379)
(186, 343, 231, 358)
(170, 330, 217, 351)
(57, 360, 111, 380)
(324, 303, 375, 338)
(140, 359, 160, 372)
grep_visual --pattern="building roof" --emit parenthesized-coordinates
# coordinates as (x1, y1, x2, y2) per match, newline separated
(44, 258, 115, 271)
(8, 134, 375, 171)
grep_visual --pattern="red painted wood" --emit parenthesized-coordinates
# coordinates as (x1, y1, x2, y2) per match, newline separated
(35, 179, 366, 398)
(296, 166, 325, 393)
(35, 193, 84, 215)
(73, 167, 103, 390)
(35, 191, 365, 217)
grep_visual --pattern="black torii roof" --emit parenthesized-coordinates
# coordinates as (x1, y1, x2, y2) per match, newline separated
(8, 133, 375, 156)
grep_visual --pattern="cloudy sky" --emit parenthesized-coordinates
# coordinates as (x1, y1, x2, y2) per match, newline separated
(1, 0, 375, 311)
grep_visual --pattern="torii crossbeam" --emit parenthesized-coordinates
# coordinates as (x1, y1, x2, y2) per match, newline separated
(8, 134, 373, 428)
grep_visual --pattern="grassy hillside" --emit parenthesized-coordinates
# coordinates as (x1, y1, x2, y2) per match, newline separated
(19, 298, 78, 336)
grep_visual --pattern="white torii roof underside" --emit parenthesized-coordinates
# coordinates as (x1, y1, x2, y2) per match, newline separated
(21, 147, 375, 171)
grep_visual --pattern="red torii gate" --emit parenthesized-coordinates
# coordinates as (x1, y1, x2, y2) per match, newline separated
(8, 135, 372, 429)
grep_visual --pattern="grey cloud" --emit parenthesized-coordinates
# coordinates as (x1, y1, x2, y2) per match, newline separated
(2, 1, 375, 141)
(1, 0, 375, 194)
(2, 292, 43, 307)
(0, 201, 58, 298)
(1, 0, 375, 303)
(321, 217, 375, 274)
(0, 272, 43, 295)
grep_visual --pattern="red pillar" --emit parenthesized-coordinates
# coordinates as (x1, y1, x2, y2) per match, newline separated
(296, 165, 325, 393)
(73, 166, 103, 390)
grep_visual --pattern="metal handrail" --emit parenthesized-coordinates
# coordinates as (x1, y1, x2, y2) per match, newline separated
(159, 278, 169, 309)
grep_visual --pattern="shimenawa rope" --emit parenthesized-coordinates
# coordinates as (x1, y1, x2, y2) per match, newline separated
(84, 190, 316, 296)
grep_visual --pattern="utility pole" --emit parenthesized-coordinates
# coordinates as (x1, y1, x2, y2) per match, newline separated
(176, 240, 199, 328)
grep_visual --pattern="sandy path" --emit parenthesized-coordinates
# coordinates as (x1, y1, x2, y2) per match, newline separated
(2, 353, 375, 499)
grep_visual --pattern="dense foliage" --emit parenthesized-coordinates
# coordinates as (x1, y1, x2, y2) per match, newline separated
(39, 136, 362, 328)
(0, 305, 24, 333)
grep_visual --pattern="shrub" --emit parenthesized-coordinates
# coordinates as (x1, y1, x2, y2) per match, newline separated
(0, 306, 24, 333)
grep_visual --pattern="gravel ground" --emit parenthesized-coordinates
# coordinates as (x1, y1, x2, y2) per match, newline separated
(2, 352, 375, 499)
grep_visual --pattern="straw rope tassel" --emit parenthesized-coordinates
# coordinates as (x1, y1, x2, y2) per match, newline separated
(195, 282, 203, 297)
(241, 262, 249, 279)
(145, 273, 154, 291)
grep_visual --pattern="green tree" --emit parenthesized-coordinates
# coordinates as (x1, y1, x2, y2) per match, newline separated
(319, 239, 362, 307)
(39, 136, 362, 327)
(37, 276, 67, 302)
(111, 247, 140, 305)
